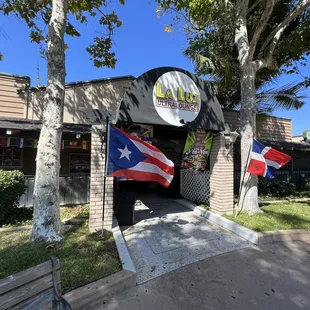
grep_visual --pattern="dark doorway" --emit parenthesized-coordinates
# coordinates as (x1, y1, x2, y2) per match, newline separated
(114, 123, 188, 226)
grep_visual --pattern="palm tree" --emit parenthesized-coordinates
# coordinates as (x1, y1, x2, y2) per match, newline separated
(184, 50, 307, 114)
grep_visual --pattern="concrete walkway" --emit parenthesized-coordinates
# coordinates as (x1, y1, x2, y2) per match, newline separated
(97, 241, 310, 310)
(121, 196, 251, 284)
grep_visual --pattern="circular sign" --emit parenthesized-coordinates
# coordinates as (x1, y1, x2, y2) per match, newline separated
(152, 71, 201, 126)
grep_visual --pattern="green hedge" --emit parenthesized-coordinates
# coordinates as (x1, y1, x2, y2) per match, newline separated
(258, 178, 296, 197)
(0, 170, 31, 226)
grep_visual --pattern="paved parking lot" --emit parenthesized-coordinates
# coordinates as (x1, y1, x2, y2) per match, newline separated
(121, 197, 251, 284)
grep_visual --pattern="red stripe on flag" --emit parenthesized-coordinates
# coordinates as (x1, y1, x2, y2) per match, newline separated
(110, 169, 171, 188)
(143, 154, 174, 175)
(264, 148, 291, 166)
(247, 158, 266, 177)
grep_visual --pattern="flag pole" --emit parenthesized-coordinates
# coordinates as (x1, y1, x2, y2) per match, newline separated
(101, 116, 109, 235)
(235, 139, 252, 217)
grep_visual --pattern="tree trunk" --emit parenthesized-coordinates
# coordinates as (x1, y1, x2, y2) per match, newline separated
(235, 7, 261, 214)
(31, 0, 68, 242)
(238, 62, 261, 213)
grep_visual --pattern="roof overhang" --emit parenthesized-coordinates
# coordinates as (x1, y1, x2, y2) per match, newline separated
(0, 118, 91, 134)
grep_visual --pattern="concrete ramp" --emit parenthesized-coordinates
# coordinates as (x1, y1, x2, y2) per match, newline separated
(121, 198, 251, 284)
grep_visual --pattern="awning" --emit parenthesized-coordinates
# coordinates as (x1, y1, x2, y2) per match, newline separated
(118, 67, 225, 131)
(0, 118, 92, 134)
(80, 67, 225, 131)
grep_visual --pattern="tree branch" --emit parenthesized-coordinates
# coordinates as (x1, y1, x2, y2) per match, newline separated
(258, 0, 310, 60)
(235, 0, 250, 65)
(248, 0, 263, 14)
(236, 0, 249, 17)
(248, 0, 275, 60)
(252, 59, 267, 71)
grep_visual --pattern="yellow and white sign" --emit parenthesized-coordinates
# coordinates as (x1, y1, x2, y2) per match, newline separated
(152, 71, 201, 126)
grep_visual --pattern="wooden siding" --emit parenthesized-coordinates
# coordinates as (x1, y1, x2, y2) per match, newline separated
(20, 175, 90, 207)
(0, 75, 27, 118)
(28, 79, 133, 123)
(223, 109, 292, 142)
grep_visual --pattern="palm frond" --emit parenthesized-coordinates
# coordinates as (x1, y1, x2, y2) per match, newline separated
(257, 82, 307, 112)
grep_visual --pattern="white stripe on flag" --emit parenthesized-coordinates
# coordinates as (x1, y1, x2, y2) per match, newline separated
(128, 162, 174, 183)
(131, 140, 174, 167)
(265, 159, 282, 169)
(251, 152, 265, 163)
(261, 146, 271, 156)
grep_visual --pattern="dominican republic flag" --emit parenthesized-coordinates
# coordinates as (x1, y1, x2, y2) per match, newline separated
(247, 139, 291, 179)
(106, 125, 174, 187)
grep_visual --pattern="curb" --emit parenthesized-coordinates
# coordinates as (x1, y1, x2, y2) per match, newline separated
(112, 216, 136, 274)
(257, 229, 310, 245)
(177, 199, 310, 246)
(0, 225, 32, 232)
(64, 216, 136, 309)
(176, 199, 259, 244)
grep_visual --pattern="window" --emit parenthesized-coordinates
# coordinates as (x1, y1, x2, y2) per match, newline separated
(69, 153, 90, 174)
(0, 146, 22, 168)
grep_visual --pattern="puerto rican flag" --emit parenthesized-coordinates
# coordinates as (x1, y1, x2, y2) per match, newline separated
(106, 125, 174, 187)
(247, 139, 291, 179)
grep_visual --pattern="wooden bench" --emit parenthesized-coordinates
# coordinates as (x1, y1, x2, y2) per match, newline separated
(0, 257, 71, 310)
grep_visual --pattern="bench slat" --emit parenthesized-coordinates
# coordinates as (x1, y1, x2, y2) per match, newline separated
(0, 260, 59, 295)
(0, 274, 53, 309)
(11, 288, 54, 310)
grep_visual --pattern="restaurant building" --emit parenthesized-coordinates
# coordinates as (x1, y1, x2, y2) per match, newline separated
(0, 69, 309, 232)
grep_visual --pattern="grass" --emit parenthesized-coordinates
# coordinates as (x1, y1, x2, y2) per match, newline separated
(225, 202, 310, 232)
(60, 204, 90, 220)
(0, 224, 121, 293)
(2, 204, 90, 228)
(200, 204, 211, 211)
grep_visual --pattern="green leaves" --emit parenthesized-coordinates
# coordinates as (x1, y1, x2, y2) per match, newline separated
(257, 82, 307, 112)
(86, 37, 116, 68)
(0, 170, 28, 227)
(160, 0, 310, 112)
(0, 0, 125, 68)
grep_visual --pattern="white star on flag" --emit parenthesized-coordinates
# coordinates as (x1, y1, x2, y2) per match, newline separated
(118, 145, 132, 160)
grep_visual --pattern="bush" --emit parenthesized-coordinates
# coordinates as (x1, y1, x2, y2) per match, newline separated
(0, 170, 31, 227)
(258, 178, 295, 197)
(295, 178, 310, 192)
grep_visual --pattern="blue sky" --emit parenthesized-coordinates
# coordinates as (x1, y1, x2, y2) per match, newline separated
(0, 0, 309, 136)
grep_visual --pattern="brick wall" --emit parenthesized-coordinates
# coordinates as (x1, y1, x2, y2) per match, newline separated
(209, 135, 234, 214)
(89, 125, 114, 232)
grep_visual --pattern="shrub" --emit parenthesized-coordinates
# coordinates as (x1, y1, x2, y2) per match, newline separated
(258, 178, 295, 197)
(295, 178, 310, 192)
(0, 170, 31, 227)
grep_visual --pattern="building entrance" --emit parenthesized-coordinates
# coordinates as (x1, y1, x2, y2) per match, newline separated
(114, 124, 188, 226)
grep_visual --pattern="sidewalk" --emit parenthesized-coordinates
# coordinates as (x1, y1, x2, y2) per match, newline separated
(98, 241, 310, 310)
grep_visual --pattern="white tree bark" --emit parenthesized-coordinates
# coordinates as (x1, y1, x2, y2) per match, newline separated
(235, 5, 261, 213)
(31, 0, 68, 242)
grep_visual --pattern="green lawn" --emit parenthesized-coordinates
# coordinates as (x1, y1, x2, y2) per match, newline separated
(225, 202, 310, 232)
(2, 204, 90, 228)
(0, 224, 121, 293)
